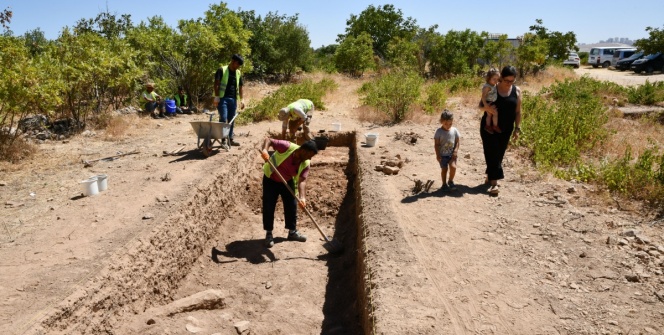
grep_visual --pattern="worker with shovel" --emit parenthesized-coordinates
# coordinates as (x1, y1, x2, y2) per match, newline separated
(260, 137, 318, 248)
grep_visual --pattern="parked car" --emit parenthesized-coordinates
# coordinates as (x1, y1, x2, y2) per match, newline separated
(631, 52, 664, 74)
(615, 52, 644, 71)
(562, 52, 580, 68)
(589, 47, 633, 68)
(611, 48, 637, 66)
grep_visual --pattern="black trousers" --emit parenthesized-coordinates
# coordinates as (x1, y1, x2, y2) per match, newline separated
(262, 176, 297, 231)
(480, 125, 512, 181)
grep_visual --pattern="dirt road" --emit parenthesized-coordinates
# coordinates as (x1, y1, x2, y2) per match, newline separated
(574, 65, 664, 86)
(1, 73, 662, 334)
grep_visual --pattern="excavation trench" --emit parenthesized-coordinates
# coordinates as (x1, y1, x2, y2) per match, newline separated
(36, 132, 372, 335)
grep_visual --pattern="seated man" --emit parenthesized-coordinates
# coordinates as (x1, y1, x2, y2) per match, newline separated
(174, 86, 193, 114)
(141, 82, 165, 119)
(278, 99, 315, 141)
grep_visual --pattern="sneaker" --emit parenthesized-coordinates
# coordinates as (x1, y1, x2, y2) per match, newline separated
(488, 185, 500, 195)
(493, 125, 502, 133)
(448, 181, 457, 190)
(265, 232, 274, 248)
(229, 139, 240, 147)
(287, 230, 307, 242)
(484, 125, 494, 134)
(440, 183, 450, 191)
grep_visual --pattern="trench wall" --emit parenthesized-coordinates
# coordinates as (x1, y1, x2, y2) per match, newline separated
(31, 132, 376, 335)
(32, 146, 256, 334)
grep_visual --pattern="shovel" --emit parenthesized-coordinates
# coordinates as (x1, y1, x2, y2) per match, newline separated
(260, 149, 344, 254)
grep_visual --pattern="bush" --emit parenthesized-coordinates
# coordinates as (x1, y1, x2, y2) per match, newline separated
(626, 80, 664, 105)
(239, 78, 337, 124)
(358, 69, 423, 123)
(517, 78, 609, 167)
(421, 81, 448, 115)
(600, 145, 664, 206)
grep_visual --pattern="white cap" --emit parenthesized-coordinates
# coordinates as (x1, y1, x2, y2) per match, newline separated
(278, 108, 288, 121)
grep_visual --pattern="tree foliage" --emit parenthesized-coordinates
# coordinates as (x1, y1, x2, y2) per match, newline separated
(74, 10, 133, 39)
(0, 6, 11, 30)
(237, 11, 312, 79)
(428, 29, 486, 77)
(633, 25, 664, 55)
(334, 32, 374, 77)
(480, 34, 515, 69)
(338, 4, 418, 58)
(358, 69, 423, 123)
(516, 32, 548, 77)
(528, 19, 577, 61)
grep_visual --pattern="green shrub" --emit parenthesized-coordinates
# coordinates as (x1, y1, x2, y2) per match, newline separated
(421, 81, 448, 115)
(358, 69, 423, 123)
(444, 74, 483, 94)
(626, 80, 664, 105)
(518, 79, 609, 167)
(600, 144, 664, 205)
(239, 78, 337, 124)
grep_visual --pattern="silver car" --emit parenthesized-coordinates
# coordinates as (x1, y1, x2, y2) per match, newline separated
(563, 52, 580, 68)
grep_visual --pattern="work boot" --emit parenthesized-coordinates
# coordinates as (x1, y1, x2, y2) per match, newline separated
(265, 232, 274, 248)
(287, 230, 307, 242)
(229, 138, 240, 147)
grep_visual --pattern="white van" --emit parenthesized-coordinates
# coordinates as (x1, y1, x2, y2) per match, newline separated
(589, 47, 634, 68)
(611, 48, 637, 66)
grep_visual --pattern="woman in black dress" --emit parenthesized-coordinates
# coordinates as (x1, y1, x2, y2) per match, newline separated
(479, 66, 522, 195)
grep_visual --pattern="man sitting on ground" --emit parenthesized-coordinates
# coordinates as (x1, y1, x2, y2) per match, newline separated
(174, 86, 194, 114)
(141, 82, 165, 119)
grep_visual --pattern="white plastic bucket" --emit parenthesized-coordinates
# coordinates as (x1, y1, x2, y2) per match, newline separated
(331, 123, 341, 132)
(365, 133, 379, 147)
(80, 176, 99, 196)
(96, 174, 108, 191)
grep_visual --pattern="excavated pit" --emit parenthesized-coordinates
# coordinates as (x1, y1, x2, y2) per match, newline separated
(35, 132, 373, 335)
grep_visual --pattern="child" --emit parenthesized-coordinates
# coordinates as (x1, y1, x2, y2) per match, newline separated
(434, 110, 461, 190)
(481, 68, 501, 134)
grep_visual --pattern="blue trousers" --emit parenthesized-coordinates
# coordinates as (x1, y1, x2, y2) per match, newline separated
(217, 97, 237, 139)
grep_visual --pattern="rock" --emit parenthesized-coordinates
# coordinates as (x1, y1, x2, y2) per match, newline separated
(5, 201, 25, 208)
(161, 289, 226, 316)
(374, 165, 384, 171)
(142, 213, 154, 220)
(0, 181, 6, 186)
(384, 160, 399, 167)
(622, 229, 639, 237)
(146, 319, 156, 325)
(265, 281, 272, 289)
(625, 274, 640, 282)
(635, 235, 651, 244)
(382, 166, 400, 175)
(185, 324, 204, 333)
(234, 320, 250, 334)
(156, 195, 169, 203)
(567, 186, 576, 193)
(464, 154, 471, 159)
(618, 239, 630, 246)
(35, 132, 48, 140)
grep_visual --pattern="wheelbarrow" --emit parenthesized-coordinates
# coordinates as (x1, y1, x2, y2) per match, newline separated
(190, 112, 237, 157)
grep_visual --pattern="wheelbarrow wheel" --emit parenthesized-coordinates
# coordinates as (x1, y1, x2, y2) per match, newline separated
(201, 137, 213, 157)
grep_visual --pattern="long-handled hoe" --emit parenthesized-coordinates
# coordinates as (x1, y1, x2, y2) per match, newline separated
(260, 150, 344, 254)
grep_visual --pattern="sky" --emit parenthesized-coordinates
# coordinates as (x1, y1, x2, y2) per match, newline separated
(4, 0, 663, 48)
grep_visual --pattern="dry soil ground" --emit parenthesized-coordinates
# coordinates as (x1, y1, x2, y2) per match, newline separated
(1, 70, 663, 335)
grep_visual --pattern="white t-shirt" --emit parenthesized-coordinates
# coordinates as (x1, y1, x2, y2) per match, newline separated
(434, 127, 460, 156)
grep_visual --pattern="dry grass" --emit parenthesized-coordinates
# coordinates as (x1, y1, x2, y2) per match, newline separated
(519, 66, 578, 94)
(0, 135, 38, 164)
(599, 116, 664, 159)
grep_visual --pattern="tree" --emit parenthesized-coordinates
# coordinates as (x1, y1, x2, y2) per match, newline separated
(0, 6, 11, 30)
(74, 10, 133, 39)
(272, 17, 312, 78)
(516, 32, 548, 77)
(334, 32, 374, 77)
(633, 25, 664, 55)
(428, 29, 486, 77)
(313, 44, 337, 73)
(338, 4, 418, 59)
(386, 37, 420, 72)
(480, 34, 515, 69)
(23, 28, 49, 56)
(528, 19, 577, 61)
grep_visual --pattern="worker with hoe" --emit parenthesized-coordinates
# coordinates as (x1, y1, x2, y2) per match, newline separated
(141, 82, 165, 119)
(260, 137, 318, 248)
(278, 99, 315, 142)
(214, 54, 244, 146)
